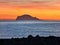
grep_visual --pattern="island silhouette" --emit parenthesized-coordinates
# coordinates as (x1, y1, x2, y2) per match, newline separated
(16, 14, 40, 20)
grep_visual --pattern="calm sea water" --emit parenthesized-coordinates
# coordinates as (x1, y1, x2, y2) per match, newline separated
(0, 21, 60, 38)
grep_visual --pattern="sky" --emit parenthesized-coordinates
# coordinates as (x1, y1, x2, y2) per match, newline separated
(0, 0, 60, 20)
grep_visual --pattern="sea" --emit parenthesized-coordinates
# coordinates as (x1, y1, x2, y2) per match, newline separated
(0, 20, 60, 38)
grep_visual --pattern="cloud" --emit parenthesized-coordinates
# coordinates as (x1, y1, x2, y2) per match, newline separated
(0, 0, 55, 3)
(0, 0, 52, 5)
(0, 0, 60, 7)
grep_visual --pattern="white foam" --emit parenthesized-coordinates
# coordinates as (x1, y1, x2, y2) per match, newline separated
(0, 21, 60, 24)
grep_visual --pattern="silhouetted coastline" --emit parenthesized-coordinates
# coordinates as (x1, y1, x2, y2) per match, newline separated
(0, 35, 60, 45)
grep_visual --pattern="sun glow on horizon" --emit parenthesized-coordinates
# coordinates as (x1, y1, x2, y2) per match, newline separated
(0, 0, 60, 20)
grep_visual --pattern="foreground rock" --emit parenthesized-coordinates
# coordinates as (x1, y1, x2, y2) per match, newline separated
(0, 35, 60, 45)
(16, 14, 40, 20)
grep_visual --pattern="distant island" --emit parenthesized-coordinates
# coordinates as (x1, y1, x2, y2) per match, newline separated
(16, 14, 40, 20)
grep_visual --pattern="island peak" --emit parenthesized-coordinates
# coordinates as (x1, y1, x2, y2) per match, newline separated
(16, 14, 40, 20)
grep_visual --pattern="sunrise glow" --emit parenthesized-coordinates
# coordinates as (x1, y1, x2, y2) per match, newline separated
(0, 0, 60, 20)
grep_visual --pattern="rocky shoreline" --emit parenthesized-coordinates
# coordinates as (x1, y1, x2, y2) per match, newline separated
(0, 35, 60, 45)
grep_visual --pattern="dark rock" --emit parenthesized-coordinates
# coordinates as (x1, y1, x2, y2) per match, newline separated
(0, 35, 60, 45)
(16, 14, 40, 20)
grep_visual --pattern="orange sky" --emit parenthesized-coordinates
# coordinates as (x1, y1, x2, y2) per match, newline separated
(0, 0, 60, 20)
